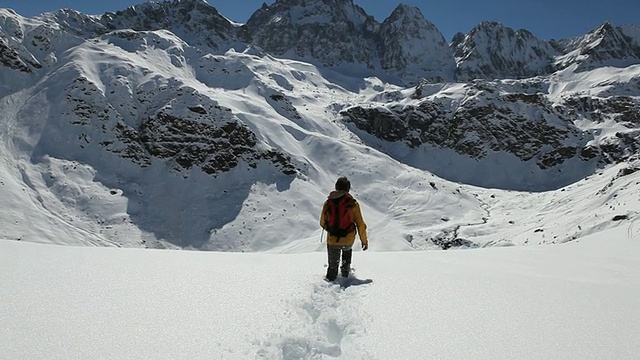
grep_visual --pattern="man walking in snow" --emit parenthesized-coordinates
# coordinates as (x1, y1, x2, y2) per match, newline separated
(320, 176, 368, 281)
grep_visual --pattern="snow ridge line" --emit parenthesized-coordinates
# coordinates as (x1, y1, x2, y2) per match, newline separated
(256, 278, 372, 359)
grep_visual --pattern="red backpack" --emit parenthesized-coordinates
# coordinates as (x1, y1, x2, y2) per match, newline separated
(323, 194, 355, 238)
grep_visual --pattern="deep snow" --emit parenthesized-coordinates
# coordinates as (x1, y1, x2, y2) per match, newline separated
(2, 226, 639, 359)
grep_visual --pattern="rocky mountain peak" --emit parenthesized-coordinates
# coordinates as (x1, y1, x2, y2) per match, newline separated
(388, 3, 423, 19)
(377, 3, 454, 83)
(594, 21, 615, 36)
(556, 21, 640, 71)
(248, 0, 370, 26)
(453, 21, 558, 81)
(100, 0, 235, 51)
(243, 0, 376, 67)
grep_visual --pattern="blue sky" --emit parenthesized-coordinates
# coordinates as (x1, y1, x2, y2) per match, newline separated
(0, 0, 638, 41)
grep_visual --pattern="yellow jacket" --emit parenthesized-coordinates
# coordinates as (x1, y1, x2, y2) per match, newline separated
(320, 191, 368, 247)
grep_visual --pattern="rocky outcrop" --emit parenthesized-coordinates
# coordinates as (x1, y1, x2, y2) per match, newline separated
(58, 71, 299, 178)
(0, 37, 35, 72)
(138, 111, 297, 176)
(341, 78, 640, 172)
(377, 4, 455, 83)
(556, 22, 640, 71)
(100, 0, 237, 52)
(452, 21, 558, 81)
(243, 0, 378, 67)
(243, 0, 453, 82)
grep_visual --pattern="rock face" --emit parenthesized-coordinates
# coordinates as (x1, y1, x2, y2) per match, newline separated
(342, 81, 586, 170)
(452, 21, 559, 81)
(100, 0, 237, 52)
(555, 22, 640, 71)
(1, 0, 639, 188)
(0, 36, 37, 72)
(341, 74, 640, 190)
(376, 4, 455, 83)
(242, 0, 378, 68)
(243, 0, 453, 82)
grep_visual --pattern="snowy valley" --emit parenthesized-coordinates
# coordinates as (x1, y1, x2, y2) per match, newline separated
(1, 0, 640, 358)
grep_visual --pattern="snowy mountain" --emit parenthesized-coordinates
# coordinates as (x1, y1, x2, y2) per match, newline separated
(0, 0, 639, 252)
(101, 0, 240, 52)
(243, 0, 456, 83)
(2, 2, 640, 358)
(451, 21, 559, 81)
(377, 4, 455, 83)
(556, 21, 640, 72)
(242, 0, 377, 68)
(342, 70, 640, 190)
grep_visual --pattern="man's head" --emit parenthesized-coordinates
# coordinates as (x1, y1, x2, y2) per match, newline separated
(335, 176, 351, 192)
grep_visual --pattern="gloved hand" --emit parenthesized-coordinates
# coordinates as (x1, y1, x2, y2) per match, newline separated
(362, 243, 368, 251)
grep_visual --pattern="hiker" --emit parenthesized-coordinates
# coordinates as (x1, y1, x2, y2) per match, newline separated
(320, 176, 368, 281)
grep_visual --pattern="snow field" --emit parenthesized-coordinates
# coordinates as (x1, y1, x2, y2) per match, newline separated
(2, 229, 639, 359)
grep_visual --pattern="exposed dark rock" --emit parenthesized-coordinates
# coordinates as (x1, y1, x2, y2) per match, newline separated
(100, 0, 236, 51)
(342, 82, 588, 169)
(0, 38, 36, 72)
(243, 0, 378, 68)
(453, 21, 558, 81)
(135, 112, 297, 176)
(188, 105, 207, 114)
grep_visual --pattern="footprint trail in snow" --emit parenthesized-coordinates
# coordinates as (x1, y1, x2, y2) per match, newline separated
(256, 275, 373, 359)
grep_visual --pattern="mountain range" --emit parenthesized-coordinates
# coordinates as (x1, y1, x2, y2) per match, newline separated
(1, 0, 639, 250)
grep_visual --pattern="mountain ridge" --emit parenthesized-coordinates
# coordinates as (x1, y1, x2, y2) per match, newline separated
(3, 1, 640, 82)
(1, 0, 639, 251)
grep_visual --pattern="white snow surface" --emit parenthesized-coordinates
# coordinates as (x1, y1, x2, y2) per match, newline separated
(2, 227, 640, 359)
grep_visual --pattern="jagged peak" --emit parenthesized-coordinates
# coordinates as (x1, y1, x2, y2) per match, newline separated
(470, 21, 514, 36)
(474, 20, 502, 29)
(384, 3, 432, 26)
(595, 21, 615, 34)
(112, 0, 217, 16)
(382, 3, 441, 33)
(39, 8, 101, 22)
(389, 3, 422, 17)
(248, 0, 370, 27)
(101, 0, 231, 30)
(466, 21, 545, 43)
(580, 21, 627, 46)
(580, 21, 627, 43)
(0, 7, 31, 23)
(451, 31, 466, 45)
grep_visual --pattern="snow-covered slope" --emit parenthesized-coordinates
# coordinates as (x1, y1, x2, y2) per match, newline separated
(343, 65, 640, 190)
(2, 227, 640, 359)
(0, 1, 639, 251)
(0, 26, 486, 250)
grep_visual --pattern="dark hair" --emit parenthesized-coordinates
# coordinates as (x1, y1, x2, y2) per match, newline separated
(335, 176, 351, 192)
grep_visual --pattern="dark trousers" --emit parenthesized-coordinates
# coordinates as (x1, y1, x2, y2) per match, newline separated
(326, 244, 353, 280)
